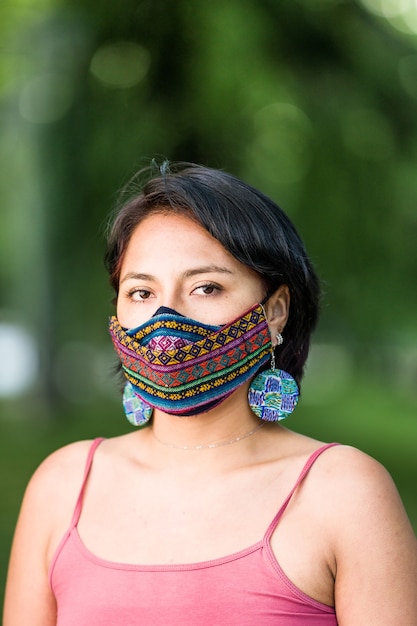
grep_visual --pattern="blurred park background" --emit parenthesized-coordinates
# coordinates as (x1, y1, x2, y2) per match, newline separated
(1, 0, 417, 605)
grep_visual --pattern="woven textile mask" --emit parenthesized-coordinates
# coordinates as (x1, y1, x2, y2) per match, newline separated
(108, 303, 271, 417)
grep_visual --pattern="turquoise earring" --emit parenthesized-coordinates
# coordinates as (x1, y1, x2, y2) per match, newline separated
(248, 333, 299, 421)
(123, 382, 153, 426)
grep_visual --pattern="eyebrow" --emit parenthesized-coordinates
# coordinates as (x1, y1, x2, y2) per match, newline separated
(183, 265, 234, 278)
(120, 266, 234, 284)
(119, 272, 155, 284)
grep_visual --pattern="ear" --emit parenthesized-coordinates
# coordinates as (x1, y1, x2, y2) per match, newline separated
(263, 285, 290, 346)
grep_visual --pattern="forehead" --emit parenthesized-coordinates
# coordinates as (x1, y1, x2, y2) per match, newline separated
(122, 212, 232, 264)
(119, 211, 261, 283)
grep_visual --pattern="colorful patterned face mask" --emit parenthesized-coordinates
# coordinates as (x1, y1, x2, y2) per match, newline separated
(108, 303, 272, 417)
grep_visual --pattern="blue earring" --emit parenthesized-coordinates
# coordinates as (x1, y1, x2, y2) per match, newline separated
(123, 382, 153, 426)
(248, 333, 299, 421)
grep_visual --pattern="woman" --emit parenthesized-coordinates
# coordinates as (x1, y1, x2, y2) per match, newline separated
(4, 162, 417, 625)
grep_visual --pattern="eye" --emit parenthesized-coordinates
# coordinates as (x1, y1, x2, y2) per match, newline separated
(126, 288, 153, 301)
(192, 283, 222, 296)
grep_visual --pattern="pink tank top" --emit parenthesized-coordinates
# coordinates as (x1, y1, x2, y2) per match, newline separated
(49, 439, 339, 625)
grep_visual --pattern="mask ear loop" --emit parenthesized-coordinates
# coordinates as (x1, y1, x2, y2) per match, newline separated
(248, 304, 299, 422)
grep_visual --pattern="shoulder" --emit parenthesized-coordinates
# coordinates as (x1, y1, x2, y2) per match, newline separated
(304, 443, 406, 519)
(3, 440, 103, 626)
(282, 440, 415, 556)
(308, 449, 417, 622)
(266, 431, 402, 518)
(25, 434, 142, 514)
(306, 443, 417, 560)
(311, 443, 402, 504)
(19, 440, 101, 548)
(27, 438, 99, 498)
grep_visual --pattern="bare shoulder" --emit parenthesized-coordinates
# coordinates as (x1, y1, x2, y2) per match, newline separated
(20, 439, 100, 542)
(27, 439, 97, 500)
(274, 432, 404, 511)
(311, 444, 406, 506)
(306, 444, 417, 623)
(312, 442, 393, 479)
(3, 439, 101, 626)
(306, 443, 412, 525)
(290, 441, 417, 559)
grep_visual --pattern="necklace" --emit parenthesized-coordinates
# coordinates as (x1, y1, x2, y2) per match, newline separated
(152, 421, 266, 450)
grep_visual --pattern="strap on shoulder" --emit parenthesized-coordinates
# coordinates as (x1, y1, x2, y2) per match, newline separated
(69, 437, 105, 528)
(265, 442, 340, 540)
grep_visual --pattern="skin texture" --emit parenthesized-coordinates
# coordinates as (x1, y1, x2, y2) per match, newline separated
(4, 213, 417, 626)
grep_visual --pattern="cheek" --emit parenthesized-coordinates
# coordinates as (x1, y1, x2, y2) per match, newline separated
(239, 275, 267, 305)
(116, 296, 158, 331)
(115, 300, 128, 328)
(115, 296, 136, 329)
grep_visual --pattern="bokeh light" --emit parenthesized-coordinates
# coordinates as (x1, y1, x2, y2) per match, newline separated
(90, 41, 151, 88)
(0, 322, 38, 397)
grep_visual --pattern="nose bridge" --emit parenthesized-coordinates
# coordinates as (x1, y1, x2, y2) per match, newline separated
(156, 284, 184, 316)
(153, 305, 183, 317)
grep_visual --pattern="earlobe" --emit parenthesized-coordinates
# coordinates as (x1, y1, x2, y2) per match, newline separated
(264, 285, 290, 344)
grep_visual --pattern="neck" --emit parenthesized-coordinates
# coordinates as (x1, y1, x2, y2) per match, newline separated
(152, 420, 266, 451)
(148, 388, 265, 454)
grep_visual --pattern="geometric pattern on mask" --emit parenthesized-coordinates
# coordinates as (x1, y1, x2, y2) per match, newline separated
(108, 303, 272, 411)
(109, 305, 267, 368)
(147, 335, 189, 350)
(123, 340, 269, 397)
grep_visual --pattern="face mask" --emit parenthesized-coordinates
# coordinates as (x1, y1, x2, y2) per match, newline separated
(108, 303, 271, 418)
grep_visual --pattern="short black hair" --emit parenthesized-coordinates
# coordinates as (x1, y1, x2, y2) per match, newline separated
(105, 161, 320, 385)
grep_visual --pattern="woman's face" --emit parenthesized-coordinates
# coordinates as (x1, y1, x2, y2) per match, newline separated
(116, 212, 266, 329)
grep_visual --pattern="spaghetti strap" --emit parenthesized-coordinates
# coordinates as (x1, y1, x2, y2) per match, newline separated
(69, 437, 105, 529)
(48, 438, 105, 590)
(265, 442, 340, 541)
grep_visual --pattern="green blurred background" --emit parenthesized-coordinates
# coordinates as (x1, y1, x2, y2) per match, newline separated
(1, 0, 416, 607)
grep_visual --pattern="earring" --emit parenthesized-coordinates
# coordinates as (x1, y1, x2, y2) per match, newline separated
(248, 338, 299, 422)
(123, 382, 153, 426)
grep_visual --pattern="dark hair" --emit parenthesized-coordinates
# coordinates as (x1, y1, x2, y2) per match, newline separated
(105, 161, 320, 385)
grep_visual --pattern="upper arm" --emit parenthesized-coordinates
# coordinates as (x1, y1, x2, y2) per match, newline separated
(330, 448, 417, 625)
(2, 441, 92, 626)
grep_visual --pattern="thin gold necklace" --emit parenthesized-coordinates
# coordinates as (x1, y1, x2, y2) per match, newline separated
(152, 421, 266, 450)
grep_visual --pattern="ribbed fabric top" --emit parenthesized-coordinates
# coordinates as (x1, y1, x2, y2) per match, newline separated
(49, 439, 339, 625)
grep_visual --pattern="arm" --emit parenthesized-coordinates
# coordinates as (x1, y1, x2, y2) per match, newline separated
(3, 441, 92, 626)
(330, 448, 417, 625)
